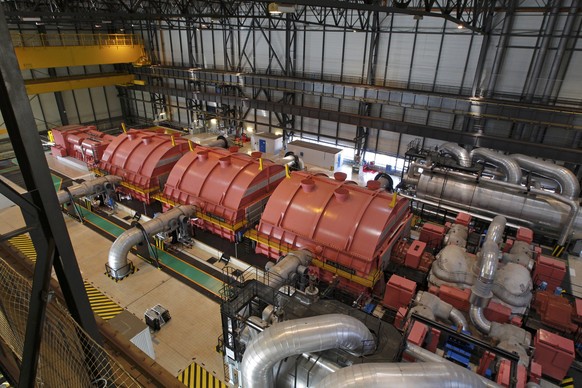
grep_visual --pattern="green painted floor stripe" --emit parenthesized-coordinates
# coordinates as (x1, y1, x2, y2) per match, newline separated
(81, 210, 224, 296)
(51, 174, 62, 191)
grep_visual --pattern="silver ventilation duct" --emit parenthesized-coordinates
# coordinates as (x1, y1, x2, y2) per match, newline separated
(241, 314, 375, 388)
(315, 362, 488, 388)
(512, 154, 580, 199)
(56, 175, 122, 204)
(470, 148, 522, 184)
(265, 250, 313, 290)
(469, 216, 506, 334)
(439, 143, 471, 168)
(107, 206, 196, 279)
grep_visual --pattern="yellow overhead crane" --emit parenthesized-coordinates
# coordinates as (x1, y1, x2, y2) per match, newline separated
(12, 32, 144, 94)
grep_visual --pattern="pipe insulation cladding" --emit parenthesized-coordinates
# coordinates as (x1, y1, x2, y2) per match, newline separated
(315, 362, 489, 388)
(241, 314, 376, 388)
(413, 171, 582, 243)
(107, 205, 196, 279)
(56, 175, 122, 204)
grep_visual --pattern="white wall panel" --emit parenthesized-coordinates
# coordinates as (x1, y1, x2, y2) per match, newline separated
(409, 34, 440, 86)
(340, 31, 367, 78)
(385, 34, 414, 85)
(302, 31, 324, 74)
(435, 34, 474, 88)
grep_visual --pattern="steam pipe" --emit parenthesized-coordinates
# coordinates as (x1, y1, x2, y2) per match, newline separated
(107, 206, 196, 279)
(439, 143, 471, 167)
(56, 175, 122, 204)
(241, 314, 375, 388)
(414, 291, 468, 331)
(410, 168, 582, 243)
(315, 362, 488, 388)
(469, 148, 522, 184)
(470, 216, 506, 334)
(404, 343, 501, 388)
(265, 250, 313, 289)
(512, 154, 580, 199)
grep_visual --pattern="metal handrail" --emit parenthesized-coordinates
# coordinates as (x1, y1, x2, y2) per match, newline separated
(10, 32, 143, 48)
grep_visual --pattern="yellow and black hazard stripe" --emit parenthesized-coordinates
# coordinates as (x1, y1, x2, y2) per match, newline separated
(560, 376, 574, 388)
(7, 234, 37, 262)
(552, 244, 565, 257)
(84, 281, 124, 321)
(178, 362, 227, 388)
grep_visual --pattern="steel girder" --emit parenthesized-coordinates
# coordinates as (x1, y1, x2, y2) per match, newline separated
(3, 0, 497, 33)
(124, 82, 582, 164)
(131, 66, 582, 132)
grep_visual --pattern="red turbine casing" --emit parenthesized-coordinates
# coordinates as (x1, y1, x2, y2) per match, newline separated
(99, 130, 189, 203)
(255, 171, 411, 294)
(162, 147, 286, 241)
(51, 124, 114, 167)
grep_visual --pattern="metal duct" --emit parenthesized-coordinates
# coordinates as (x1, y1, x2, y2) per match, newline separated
(413, 172, 582, 243)
(56, 175, 122, 204)
(414, 291, 468, 331)
(241, 314, 375, 388)
(404, 343, 501, 388)
(107, 206, 196, 279)
(439, 143, 471, 168)
(315, 362, 487, 388)
(512, 154, 580, 199)
(265, 250, 313, 290)
(470, 216, 506, 334)
(207, 135, 230, 149)
(470, 148, 522, 184)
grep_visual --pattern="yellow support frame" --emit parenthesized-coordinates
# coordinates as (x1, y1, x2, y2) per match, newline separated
(24, 73, 134, 94)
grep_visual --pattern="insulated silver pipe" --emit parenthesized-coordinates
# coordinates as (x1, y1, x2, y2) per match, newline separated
(413, 172, 582, 243)
(470, 148, 522, 184)
(107, 205, 196, 279)
(439, 143, 471, 167)
(241, 314, 375, 388)
(56, 175, 122, 204)
(470, 216, 506, 334)
(265, 250, 313, 289)
(512, 154, 580, 199)
(404, 343, 501, 388)
(414, 291, 468, 331)
(315, 362, 488, 388)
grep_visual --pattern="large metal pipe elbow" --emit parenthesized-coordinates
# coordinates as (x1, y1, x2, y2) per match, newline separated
(512, 154, 580, 199)
(241, 314, 375, 388)
(56, 175, 122, 204)
(439, 142, 471, 168)
(414, 291, 468, 331)
(107, 205, 196, 279)
(470, 305, 492, 334)
(315, 362, 488, 388)
(470, 148, 522, 184)
(266, 249, 313, 289)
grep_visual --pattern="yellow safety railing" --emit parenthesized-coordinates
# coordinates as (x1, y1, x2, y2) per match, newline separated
(10, 32, 143, 48)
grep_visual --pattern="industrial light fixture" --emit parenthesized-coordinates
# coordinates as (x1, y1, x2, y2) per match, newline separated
(268, 3, 296, 14)
(20, 17, 42, 22)
(413, 14, 423, 21)
(457, 23, 464, 29)
(246, 126, 254, 133)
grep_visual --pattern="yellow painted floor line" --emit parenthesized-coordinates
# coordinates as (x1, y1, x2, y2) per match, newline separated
(83, 281, 124, 321)
(7, 234, 37, 262)
(178, 361, 227, 388)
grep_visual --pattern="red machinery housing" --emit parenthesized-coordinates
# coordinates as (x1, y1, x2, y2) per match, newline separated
(255, 171, 412, 295)
(161, 147, 286, 241)
(50, 124, 115, 167)
(98, 130, 190, 203)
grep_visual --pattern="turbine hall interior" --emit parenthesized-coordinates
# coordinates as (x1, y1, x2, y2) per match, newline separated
(0, 2, 581, 388)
